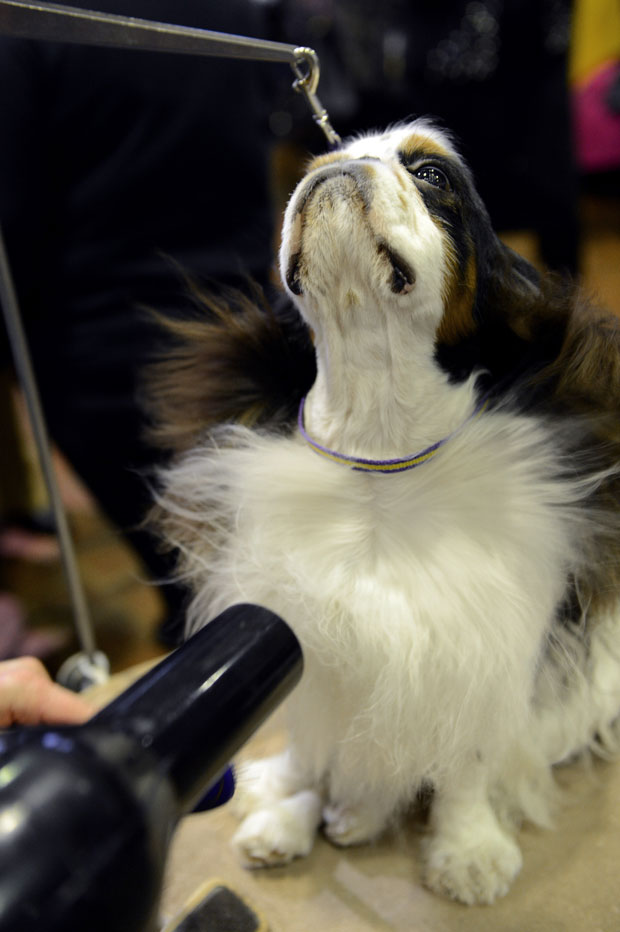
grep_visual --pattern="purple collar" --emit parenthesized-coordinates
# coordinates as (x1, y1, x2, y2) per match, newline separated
(297, 395, 489, 474)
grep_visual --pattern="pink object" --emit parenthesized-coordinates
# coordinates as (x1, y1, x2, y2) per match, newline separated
(0, 593, 69, 660)
(573, 60, 620, 172)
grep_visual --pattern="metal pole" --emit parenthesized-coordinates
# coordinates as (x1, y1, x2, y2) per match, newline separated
(0, 221, 100, 665)
(0, 0, 302, 63)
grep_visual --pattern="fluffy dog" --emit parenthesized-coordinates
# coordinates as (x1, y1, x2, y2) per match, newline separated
(149, 119, 620, 905)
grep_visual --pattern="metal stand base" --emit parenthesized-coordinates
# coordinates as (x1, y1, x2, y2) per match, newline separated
(57, 650, 111, 691)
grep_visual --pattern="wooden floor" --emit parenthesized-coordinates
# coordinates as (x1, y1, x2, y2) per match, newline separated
(1, 191, 619, 680)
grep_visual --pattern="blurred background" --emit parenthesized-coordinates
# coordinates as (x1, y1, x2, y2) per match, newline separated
(0, 0, 618, 679)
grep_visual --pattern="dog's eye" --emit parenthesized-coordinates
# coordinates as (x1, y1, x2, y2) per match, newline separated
(410, 165, 450, 190)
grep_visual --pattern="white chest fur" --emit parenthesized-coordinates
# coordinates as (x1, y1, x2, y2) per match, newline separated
(171, 409, 585, 787)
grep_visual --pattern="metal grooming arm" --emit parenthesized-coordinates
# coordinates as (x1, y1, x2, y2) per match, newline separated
(0, 0, 341, 147)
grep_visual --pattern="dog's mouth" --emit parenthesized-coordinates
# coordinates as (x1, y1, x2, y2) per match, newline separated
(286, 243, 415, 298)
(286, 252, 303, 296)
(378, 243, 416, 295)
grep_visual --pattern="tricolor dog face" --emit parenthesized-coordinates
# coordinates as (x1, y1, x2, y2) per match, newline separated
(280, 120, 506, 350)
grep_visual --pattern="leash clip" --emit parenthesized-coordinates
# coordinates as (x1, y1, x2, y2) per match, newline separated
(291, 47, 341, 149)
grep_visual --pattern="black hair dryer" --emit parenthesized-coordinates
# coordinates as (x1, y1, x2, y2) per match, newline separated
(0, 603, 302, 932)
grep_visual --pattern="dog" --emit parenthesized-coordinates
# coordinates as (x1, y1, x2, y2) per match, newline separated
(148, 119, 620, 905)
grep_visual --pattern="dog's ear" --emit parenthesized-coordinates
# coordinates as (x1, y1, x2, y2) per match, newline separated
(494, 243, 541, 303)
(442, 220, 620, 423)
(142, 286, 316, 455)
(436, 226, 569, 385)
(476, 239, 544, 337)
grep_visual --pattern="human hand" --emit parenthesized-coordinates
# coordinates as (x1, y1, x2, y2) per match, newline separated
(0, 656, 93, 728)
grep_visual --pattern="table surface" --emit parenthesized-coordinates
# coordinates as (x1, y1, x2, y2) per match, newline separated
(88, 663, 620, 932)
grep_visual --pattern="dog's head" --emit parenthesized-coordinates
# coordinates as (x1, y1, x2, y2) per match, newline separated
(280, 119, 550, 383)
(146, 119, 585, 459)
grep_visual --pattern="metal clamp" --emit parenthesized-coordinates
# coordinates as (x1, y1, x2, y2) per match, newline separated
(291, 47, 342, 147)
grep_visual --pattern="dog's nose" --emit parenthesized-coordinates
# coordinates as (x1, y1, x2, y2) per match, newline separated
(296, 158, 378, 214)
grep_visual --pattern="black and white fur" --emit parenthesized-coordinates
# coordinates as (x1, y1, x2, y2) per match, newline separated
(150, 120, 620, 905)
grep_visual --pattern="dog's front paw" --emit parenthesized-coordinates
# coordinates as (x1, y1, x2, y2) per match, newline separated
(322, 801, 388, 847)
(232, 757, 283, 819)
(422, 820, 522, 905)
(233, 790, 322, 868)
(233, 751, 313, 819)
